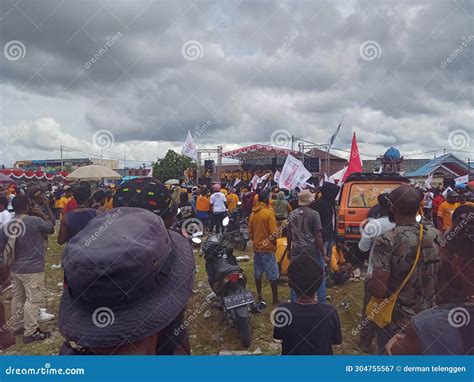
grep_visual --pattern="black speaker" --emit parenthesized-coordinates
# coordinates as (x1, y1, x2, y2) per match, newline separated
(198, 177, 211, 188)
(204, 160, 214, 172)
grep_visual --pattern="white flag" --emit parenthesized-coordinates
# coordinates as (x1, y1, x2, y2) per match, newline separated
(273, 171, 281, 183)
(258, 172, 271, 184)
(250, 175, 259, 190)
(278, 155, 311, 190)
(181, 131, 198, 160)
(454, 174, 469, 185)
(424, 173, 433, 189)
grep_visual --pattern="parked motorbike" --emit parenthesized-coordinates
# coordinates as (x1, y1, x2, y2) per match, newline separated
(227, 202, 249, 251)
(200, 216, 254, 347)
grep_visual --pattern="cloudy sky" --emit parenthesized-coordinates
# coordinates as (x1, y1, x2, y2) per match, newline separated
(0, 0, 473, 168)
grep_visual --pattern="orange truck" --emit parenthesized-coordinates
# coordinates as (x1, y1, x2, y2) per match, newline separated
(337, 173, 410, 245)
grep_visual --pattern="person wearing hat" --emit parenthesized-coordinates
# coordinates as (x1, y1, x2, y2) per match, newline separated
(437, 191, 460, 233)
(368, 185, 440, 353)
(58, 208, 195, 355)
(286, 189, 328, 304)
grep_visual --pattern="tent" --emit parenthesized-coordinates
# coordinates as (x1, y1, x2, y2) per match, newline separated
(66, 165, 122, 181)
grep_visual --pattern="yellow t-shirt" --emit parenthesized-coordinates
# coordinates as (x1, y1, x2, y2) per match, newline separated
(57, 196, 71, 210)
(105, 198, 114, 211)
(226, 193, 239, 212)
(437, 201, 460, 230)
(330, 246, 345, 273)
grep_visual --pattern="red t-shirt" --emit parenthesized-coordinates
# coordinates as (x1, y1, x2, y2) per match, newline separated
(63, 198, 78, 214)
(432, 195, 444, 214)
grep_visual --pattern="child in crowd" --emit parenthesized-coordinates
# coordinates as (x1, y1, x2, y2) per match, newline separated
(273, 255, 342, 355)
(330, 237, 353, 285)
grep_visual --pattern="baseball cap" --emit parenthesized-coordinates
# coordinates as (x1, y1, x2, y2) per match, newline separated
(59, 207, 195, 348)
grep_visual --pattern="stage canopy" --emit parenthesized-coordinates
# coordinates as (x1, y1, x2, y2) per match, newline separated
(0, 169, 69, 181)
(221, 144, 298, 160)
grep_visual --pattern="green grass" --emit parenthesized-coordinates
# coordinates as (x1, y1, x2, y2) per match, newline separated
(2, 228, 365, 355)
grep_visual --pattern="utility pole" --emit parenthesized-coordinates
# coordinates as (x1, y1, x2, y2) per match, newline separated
(123, 146, 126, 169)
(60, 145, 63, 171)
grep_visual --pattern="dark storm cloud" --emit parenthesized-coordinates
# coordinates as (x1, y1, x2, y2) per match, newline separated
(0, 0, 472, 162)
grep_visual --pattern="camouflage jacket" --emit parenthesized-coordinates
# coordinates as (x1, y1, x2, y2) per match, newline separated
(371, 224, 441, 325)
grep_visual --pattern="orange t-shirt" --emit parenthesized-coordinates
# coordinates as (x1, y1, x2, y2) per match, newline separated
(196, 196, 210, 212)
(437, 201, 460, 230)
(226, 193, 239, 212)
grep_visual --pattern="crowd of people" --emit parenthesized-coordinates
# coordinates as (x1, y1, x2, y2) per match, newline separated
(0, 176, 472, 356)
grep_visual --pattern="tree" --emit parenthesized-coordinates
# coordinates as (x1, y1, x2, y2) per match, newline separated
(152, 150, 196, 182)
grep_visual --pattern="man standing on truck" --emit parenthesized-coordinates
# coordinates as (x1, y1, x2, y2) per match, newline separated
(368, 185, 440, 353)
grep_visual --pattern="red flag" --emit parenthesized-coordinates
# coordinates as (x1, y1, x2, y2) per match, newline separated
(341, 132, 363, 183)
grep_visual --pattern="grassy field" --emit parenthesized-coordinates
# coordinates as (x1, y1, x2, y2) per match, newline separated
(2, 227, 365, 355)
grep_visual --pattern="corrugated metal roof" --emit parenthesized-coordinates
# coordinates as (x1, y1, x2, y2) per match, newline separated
(405, 153, 469, 177)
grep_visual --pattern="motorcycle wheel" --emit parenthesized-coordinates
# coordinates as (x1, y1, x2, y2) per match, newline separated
(237, 238, 247, 251)
(235, 314, 251, 348)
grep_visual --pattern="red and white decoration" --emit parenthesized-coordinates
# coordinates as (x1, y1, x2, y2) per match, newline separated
(0, 169, 69, 181)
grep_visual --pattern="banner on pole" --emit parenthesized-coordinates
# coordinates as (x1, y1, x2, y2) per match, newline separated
(182, 131, 198, 160)
(278, 155, 311, 190)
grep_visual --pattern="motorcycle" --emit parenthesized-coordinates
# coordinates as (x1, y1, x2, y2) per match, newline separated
(227, 202, 249, 251)
(198, 216, 254, 348)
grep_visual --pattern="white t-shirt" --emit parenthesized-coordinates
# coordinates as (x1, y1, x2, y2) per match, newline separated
(424, 192, 434, 209)
(210, 192, 227, 213)
(358, 216, 395, 277)
(0, 209, 12, 228)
